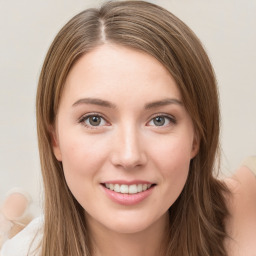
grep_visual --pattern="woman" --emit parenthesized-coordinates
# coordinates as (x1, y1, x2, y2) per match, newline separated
(1, 1, 256, 255)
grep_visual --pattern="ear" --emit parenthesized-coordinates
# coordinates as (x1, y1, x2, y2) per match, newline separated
(49, 125, 62, 161)
(190, 131, 200, 159)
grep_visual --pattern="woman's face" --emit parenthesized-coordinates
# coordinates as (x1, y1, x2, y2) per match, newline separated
(52, 44, 199, 234)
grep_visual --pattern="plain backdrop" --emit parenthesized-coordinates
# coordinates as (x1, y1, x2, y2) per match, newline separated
(0, 0, 255, 215)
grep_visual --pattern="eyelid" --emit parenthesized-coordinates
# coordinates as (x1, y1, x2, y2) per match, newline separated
(146, 113, 177, 127)
(78, 112, 110, 128)
(78, 112, 176, 129)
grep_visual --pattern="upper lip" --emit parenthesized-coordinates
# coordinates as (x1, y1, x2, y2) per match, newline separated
(101, 180, 155, 185)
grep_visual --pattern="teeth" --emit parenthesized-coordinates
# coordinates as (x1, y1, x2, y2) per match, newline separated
(137, 184, 142, 192)
(120, 184, 128, 193)
(105, 183, 153, 194)
(129, 184, 137, 194)
(114, 184, 120, 192)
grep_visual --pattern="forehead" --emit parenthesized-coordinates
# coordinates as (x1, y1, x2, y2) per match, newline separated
(61, 44, 181, 107)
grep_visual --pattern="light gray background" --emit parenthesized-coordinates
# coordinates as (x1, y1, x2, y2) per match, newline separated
(0, 0, 255, 214)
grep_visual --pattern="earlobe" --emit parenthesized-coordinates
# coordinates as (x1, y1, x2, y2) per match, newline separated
(48, 125, 62, 161)
(191, 132, 200, 159)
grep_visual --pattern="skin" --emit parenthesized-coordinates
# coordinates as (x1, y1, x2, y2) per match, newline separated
(52, 44, 199, 256)
(2, 193, 28, 220)
(224, 166, 256, 255)
(51, 43, 256, 255)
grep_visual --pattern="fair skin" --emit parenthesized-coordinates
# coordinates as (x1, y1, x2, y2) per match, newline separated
(51, 44, 256, 255)
(52, 44, 199, 256)
(224, 166, 256, 255)
(2, 193, 28, 220)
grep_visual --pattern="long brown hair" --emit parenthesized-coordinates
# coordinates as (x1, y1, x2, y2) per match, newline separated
(36, 1, 229, 255)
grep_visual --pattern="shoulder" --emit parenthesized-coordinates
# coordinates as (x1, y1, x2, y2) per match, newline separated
(224, 164, 256, 256)
(1, 215, 43, 256)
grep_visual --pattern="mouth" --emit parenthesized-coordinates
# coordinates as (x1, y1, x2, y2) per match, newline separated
(101, 183, 156, 194)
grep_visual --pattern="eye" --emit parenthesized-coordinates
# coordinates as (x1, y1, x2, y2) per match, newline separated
(147, 115, 176, 127)
(79, 114, 108, 128)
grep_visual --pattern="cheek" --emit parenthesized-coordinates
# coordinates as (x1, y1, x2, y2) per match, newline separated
(58, 133, 110, 187)
(152, 134, 193, 172)
(151, 136, 192, 206)
(58, 135, 110, 210)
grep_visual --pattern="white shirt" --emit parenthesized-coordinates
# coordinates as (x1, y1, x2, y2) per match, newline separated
(1, 216, 43, 256)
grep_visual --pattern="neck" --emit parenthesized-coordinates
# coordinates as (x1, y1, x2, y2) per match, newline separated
(86, 213, 169, 256)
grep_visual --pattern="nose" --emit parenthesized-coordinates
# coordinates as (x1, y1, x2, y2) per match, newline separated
(110, 124, 147, 170)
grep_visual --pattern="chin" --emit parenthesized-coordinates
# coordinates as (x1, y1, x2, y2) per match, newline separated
(110, 222, 150, 234)
(100, 210, 167, 235)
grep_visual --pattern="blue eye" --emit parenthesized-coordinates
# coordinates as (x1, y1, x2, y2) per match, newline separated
(80, 115, 107, 127)
(148, 115, 175, 127)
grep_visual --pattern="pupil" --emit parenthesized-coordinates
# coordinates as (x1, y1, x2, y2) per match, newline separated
(154, 116, 165, 126)
(89, 116, 101, 126)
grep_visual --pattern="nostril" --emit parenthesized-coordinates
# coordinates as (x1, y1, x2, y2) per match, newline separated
(110, 149, 147, 170)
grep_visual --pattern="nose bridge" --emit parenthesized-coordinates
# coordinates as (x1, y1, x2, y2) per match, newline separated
(111, 121, 146, 169)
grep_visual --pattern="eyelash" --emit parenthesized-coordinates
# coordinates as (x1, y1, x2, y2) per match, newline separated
(78, 113, 177, 129)
(78, 113, 109, 129)
(147, 114, 177, 127)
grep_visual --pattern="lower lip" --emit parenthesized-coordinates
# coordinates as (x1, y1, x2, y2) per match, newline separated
(101, 185, 155, 206)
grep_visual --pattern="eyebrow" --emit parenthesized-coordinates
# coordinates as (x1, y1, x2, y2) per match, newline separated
(72, 97, 182, 109)
(72, 98, 117, 108)
(144, 98, 183, 109)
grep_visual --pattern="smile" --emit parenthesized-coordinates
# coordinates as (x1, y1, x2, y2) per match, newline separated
(104, 183, 153, 194)
(101, 182, 156, 205)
